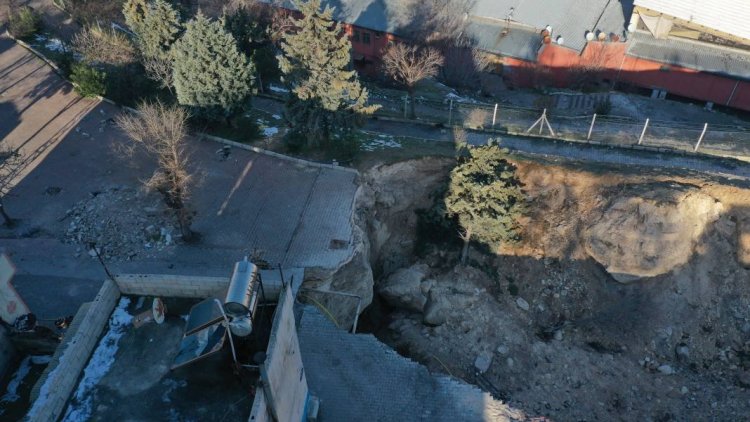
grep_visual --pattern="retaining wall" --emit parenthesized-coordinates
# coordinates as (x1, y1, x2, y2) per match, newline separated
(26, 280, 120, 422)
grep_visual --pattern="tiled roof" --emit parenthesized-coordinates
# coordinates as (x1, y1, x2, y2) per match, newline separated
(262, 0, 632, 54)
(627, 31, 750, 80)
(467, 18, 542, 61)
(472, 0, 632, 52)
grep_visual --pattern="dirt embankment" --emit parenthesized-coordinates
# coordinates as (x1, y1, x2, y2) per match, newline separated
(360, 158, 750, 421)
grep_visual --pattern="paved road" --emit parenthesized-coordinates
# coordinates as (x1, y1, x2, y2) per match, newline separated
(0, 37, 358, 319)
(364, 119, 750, 182)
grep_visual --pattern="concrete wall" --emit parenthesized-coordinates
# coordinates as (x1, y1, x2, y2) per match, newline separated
(249, 286, 309, 422)
(114, 274, 230, 298)
(26, 280, 120, 422)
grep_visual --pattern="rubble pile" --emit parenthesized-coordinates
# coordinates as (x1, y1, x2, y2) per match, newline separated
(62, 187, 177, 261)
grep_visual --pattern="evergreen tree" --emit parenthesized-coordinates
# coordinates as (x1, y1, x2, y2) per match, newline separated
(171, 13, 255, 120)
(277, 0, 378, 148)
(445, 143, 527, 264)
(122, 0, 148, 34)
(138, 0, 181, 61)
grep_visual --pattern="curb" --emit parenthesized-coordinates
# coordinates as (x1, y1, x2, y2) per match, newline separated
(198, 133, 360, 175)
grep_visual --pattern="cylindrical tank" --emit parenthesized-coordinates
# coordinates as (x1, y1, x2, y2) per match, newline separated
(224, 259, 259, 317)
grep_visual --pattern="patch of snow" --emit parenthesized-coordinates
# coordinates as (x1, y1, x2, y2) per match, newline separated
(361, 134, 402, 151)
(1, 357, 33, 403)
(445, 92, 483, 105)
(272, 114, 282, 120)
(269, 85, 289, 94)
(263, 127, 279, 137)
(61, 297, 133, 422)
(33, 34, 67, 53)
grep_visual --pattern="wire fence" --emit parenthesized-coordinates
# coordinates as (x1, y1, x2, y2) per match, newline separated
(369, 89, 750, 159)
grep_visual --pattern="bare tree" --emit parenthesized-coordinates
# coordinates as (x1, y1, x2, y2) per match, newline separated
(382, 43, 443, 119)
(115, 101, 196, 241)
(142, 56, 174, 93)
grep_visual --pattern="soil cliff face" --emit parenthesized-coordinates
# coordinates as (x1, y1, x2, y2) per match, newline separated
(360, 157, 750, 421)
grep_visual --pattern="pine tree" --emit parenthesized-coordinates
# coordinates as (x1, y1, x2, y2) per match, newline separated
(138, 0, 181, 61)
(277, 0, 378, 148)
(171, 13, 255, 120)
(122, 0, 148, 35)
(445, 143, 527, 264)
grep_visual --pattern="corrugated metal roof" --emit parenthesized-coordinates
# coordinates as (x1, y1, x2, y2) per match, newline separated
(467, 18, 541, 61)
(472, 0, 631, 52)
(262, 0, 630, 54)
(628, 31, 750, 80)
(634, 0, 750, 42)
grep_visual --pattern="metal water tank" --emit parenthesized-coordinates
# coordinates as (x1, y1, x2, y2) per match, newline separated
(224, 259, 259, 317)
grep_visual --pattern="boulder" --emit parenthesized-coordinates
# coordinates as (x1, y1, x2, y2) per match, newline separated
(379, 264, 429, 312)
(423, 289, 450, 326)
(584, 184, 722, 283)
(474, 352, 493, 374)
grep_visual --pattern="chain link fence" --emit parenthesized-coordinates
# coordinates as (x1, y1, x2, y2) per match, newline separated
(369, 89, 750, 160)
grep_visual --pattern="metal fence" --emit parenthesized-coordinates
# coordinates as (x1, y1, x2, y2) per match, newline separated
(369, 90, 750, 160)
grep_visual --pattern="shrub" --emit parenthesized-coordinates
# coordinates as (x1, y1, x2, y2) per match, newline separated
(70, 63, 106, 97)
(72, 24, 137, 66)
(8, 6, 41, 39)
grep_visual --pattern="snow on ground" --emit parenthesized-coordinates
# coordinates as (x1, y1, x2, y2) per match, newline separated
(256, 119, 279, 137)
(445, 92, 485, 105)
(272, 114, 282, 120)
(269, 85, 290, 94)
(33, 34, 68, 53)
(361, 133, 402, 151)
(61, 298, 133, 422)
(1, 357, 32, 403)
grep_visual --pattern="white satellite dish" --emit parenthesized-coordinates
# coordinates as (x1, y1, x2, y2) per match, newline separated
(545, 25, 553, 35)
(586, 31, 595, 41)
(627, 21, 637, 32)
(556, 36, 565, 45)
(152, 297, 166, 324)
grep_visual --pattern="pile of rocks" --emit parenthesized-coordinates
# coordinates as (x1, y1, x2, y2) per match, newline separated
(62, 187, 177, 261)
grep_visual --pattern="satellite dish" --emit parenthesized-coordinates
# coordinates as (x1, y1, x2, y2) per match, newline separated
(586, 31, 595, 41)
(152, 298, 166, 324)
(545, 25, 553, 35)
(597, 31, 607, 41)
(556, 36, 564, 45)
(627, 21, 637, 32)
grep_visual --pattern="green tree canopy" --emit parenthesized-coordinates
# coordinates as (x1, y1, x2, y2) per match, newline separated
(445, 143, 527, 263)
(277, 0, 378, 148)
(138, 0, 182, 60)
(122, 0, 148, 34)
(171, 13, 255, 120)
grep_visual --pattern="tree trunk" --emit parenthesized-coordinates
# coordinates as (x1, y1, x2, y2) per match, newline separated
(408, 88, 416, 119)
(176, 207, 194, 243)
(460, 226, 471, 265)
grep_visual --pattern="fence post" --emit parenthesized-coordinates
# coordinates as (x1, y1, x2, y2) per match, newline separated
(694, 123, 708, 152)
(492, 103, 498, 129)
(403, 96, 408, 119)
(587, 113, 597, 140)
(638, 118, 650, 145)
(448, 99, 454, 126)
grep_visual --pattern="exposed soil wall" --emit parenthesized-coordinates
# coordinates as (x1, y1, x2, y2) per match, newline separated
(361, 157, 750, 421)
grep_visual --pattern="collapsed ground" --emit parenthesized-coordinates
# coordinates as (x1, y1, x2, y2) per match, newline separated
(357, 156, 750, 421)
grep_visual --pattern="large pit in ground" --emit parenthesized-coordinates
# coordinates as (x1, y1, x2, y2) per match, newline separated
(355, 157, 750, 421)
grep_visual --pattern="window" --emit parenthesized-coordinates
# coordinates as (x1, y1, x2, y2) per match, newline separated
(353, 30, 360, 42)
(363, 32, 371, 44)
